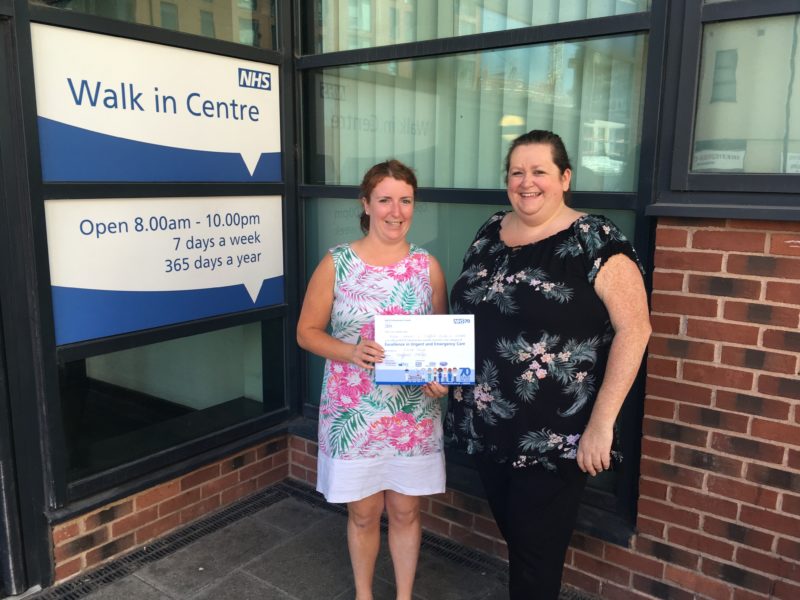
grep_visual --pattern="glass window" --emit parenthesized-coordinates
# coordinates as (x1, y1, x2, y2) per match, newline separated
(160, 1, 179, 30)
(306, 34, 647, 192)
(30, 0, 278, 50)
(693, 15, 800, 174)
(239, 17, 260, 45)
(302, 197, 636, 405)
(310, 0, 650, 53)
(200, 10, 216, 37)
(59, 321, 285, 481)
(710, 49, 737, 103)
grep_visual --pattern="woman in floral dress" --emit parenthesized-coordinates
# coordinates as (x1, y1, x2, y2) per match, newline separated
(447, 131, 651, 599)
(297, 159, 447, 600)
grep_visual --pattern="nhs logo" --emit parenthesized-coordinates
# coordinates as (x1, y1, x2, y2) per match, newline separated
(238, 68, 271, 91)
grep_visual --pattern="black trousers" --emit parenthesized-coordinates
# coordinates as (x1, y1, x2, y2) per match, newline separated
(476, 457, 588, 600)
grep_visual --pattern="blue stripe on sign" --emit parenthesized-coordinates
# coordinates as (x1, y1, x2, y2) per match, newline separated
(38, 117, 281, 182)
(51, 276, 284, 345)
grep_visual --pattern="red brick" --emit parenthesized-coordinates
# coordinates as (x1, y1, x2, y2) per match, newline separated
(111, 506, 158, 538)
(647, 356, 678, 377)
(85, 533, 136, 568)
(791, 449, 800, 469)
(667, 526, 734, 560)
(634, 537, 700, 570)
(677, 404, 749, 433)
(636, 516, 665, 538)
(703, 516, 774, 552)
(740, 505, 800, 536)
(134, 513, 180, 545)
(784, 494, 800, 517)
(83, 501, 134, 531)
(774, 579, 800, 600)
(180, 495, 221, 525)
(158, 489, 201, 517)
(220, 479, 257, 505)
(777, 537, 800, 561)
(710, 433, 785, 464)
(653, 271, 685, 291)
(135, 480, 180, 510)
(450, 491, 493, 519)
(431, 499, 475, 528)
(672, 486, 739, 520)
(289, 436, 306, 452)
(727, 253, 800, 279)
(648, 336, 715, 361)
(664, 563, 734, 599)
(632, 573, 695, 600)
(651, 314, 681, 335)
(604, 545, 664, 579)
(238, 457, 275, 482)
(562, 566, 601, 595)
(724, 300, 799, 328)
(256, 464, 289, 488)
(53, 522, 80, 545)
(720, 346, 797, 374)
(762, 328, 800, 353)
(643, 397, 676, 419)
(420, 512, 451, 537)
(654, 249, 725, 272)
(652, 292, 719, 317)
(751, 418, 800, 446)
(701, 557, 773, 594)
(729, 220, 800, 233)
(472, 514, 502, 539)
(656, 228, 689, 248)
(638, 477, 669, 500)
(599, 582, 653, 600)
(640, 458, 705, 488)
(758, 374, 800, 400)
(573, 552, 631, 585)
(449, 523, 496, 555)
(638, 498, 701, 529)
(735, 547, 786, 579)
(683, 362, 754, 390)
(766, 280, 800, 304)
(686, 318, 759, 345)
(771, 234, 800, 256)
(291, 450, 318, 471)
(707, 475, 779, 509)
(641, 436, 672, 460)
(673, 446, 743, 477)
(643, 418, 709, 447)
(693, 230, 766, 252)
(54, 557, 83, 583)
(180, 465, 220, 491)
(199, 471, 239, 499)
(646, 378, 713, 405)
(54, 528, 108, 562)
(715, 390, 791, 420)
(688, 274, 761, 299)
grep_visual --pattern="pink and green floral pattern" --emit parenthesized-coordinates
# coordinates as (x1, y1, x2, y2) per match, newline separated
(318, 243, 443, 460)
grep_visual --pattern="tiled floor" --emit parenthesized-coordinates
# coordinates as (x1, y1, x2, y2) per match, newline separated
(27, 481, 588, 600)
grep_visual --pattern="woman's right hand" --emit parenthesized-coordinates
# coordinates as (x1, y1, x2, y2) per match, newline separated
(350, 340, 384, 369)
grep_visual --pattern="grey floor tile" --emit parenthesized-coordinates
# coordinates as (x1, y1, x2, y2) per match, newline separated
(192, 570, 295, 600)
(410, 553, 508, 600)
(81, 575, 172, 600)
(243, 513, 354, 600)
(250, 496, 332, 535)
(136, 516, 290, 598)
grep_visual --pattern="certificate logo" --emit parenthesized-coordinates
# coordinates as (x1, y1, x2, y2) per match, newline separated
(453, 318, 471, 324)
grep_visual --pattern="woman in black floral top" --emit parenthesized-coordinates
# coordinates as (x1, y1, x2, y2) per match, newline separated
(446, 130, 651, 599)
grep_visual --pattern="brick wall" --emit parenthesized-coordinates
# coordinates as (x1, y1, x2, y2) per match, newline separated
(51, 437, 288, 583)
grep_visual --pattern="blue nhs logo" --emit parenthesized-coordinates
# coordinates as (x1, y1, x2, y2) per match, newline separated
(238, 68, 271, 91)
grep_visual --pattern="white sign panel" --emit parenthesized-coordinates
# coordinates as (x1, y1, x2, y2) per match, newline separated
(45, 196, 283, 344)
(31, 24, 281, 182)
(692, 149, 745, 172)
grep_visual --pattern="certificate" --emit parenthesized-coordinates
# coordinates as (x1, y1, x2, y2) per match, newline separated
(374, 314, 475, 386)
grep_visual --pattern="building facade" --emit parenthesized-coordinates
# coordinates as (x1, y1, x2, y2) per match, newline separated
(0, 1, 798, 598)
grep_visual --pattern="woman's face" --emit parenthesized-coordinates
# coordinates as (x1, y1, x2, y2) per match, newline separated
(506, 143, 571, 223)
(362, 176, 415, 243)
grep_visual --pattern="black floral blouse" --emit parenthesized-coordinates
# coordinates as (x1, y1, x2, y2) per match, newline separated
(445, 211, 644, 472)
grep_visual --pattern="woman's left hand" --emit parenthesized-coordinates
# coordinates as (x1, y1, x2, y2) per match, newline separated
(421, 381, 448, 399)
(576, 421, 613, 476)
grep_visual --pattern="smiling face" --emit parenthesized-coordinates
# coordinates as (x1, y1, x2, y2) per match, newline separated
(362, 176, 415, 243)
(506, 143, 571, 225)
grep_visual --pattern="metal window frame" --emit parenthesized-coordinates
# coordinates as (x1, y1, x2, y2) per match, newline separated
(7, 0, 301, 520)
(652, 0, 800, 219)
(293, 0, 670, 541)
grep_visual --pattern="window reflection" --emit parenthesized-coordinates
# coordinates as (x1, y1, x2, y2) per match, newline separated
(693, 15, 800, 173)
(32, 0, 278, 49)
(310, 0, 650, 53)
(306, 35, 647, 192)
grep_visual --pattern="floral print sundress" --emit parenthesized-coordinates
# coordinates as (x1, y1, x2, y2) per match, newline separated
(446, 212, 644, 473)
(316, 243, 445, 503)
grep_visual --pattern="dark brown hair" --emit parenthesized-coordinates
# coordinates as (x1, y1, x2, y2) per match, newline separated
(358, 159, 418, 234)
(504, 130, 573, 204)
